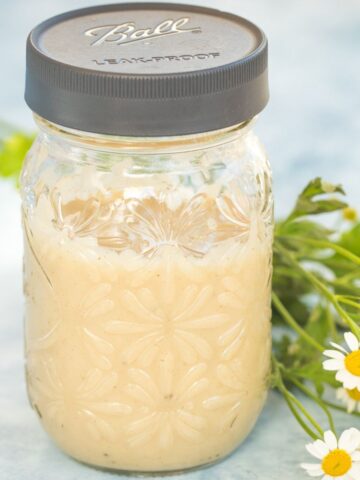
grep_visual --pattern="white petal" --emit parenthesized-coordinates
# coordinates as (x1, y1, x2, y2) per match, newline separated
(324, 430, 338, 450)
(301, 463, 322, 471)
(323, 359, 343, 371)
(349, 464, 360, 480)
(323, 350, 345, 360)
(344, 332, 360, 352)
(337, 388, 347, 400)
(339, 428, 359, 453)
(305, 443, 323, 460)
(335, 368, 347, 380)
(348, 428, 360, 448)
(308, 469, 325, 477)
(352, 451, 360, 461)
(347, 399, 356, 414)
(300, 464, 323, 477)
(337, 370, 360, 390)
(306, 440, 329, 459)
(306, 468, 324, 477)
(330, 342, 348, 354)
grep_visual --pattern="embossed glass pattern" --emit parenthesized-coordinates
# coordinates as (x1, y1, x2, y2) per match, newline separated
(21, 116, 273, 473)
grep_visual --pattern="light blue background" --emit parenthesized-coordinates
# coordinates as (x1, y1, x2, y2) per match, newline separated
(0, 1, 359, 479)
(1, 0, 360, 212)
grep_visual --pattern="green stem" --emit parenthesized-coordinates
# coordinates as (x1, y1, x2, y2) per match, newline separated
(272, 356, 323, 440)
(272, 292, 324, 352)
(282, 393, 320, 440)
(324, 303, 340, 343)
(275, 242, 360, 338)
(289, 377, 336, 434)
(322, 399, 360, 417)
(333, 271, 360, 285)
(305, 269, 360, 337)
(328, 279, 360, 297)
(336, 296, 360, 310)
(285, 389, 324, 437)
(278, 235, 360, 266)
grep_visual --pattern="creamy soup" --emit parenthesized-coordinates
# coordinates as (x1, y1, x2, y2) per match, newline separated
(24, 191, 271, 472)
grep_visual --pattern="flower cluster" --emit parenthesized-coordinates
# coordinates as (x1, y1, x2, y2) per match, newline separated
(302, 429, 360, 479)
(323, 333, 360, 412)
(301, 332, 360, 479)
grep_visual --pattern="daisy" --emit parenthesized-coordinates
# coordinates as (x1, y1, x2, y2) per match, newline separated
(337, 387, 360, 414)
(323, 332, 360, 390)
(301, 429, 360, 479)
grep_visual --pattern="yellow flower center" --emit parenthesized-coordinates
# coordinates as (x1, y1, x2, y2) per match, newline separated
(347, 387, 360, 401)
(322, 449, 352, 477)
(342, 207, 358, 221)
(345, 350, 360, 376)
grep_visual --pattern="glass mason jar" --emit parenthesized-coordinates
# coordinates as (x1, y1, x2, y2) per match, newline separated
(21, 3, 273, 473)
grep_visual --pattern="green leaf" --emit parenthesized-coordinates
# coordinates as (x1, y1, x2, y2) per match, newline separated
(338, 223, 360, 257)
(276, 219, 333, 240)
(291, 362, 340, 390)
(0, 131, 34, 183)
(320, 223, 360, 280)
(285, 177, 347, 223)
(301, 178, 345, 197)
(303, 306, 330, 347)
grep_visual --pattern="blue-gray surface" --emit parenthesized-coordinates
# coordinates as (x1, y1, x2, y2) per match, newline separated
(0, 1, 360, 479)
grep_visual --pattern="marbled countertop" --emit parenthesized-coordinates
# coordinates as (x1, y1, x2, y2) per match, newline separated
(1, 1, 360, 479)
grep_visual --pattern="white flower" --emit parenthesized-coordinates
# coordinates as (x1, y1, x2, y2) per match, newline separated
(323, 332, 360, 390)
(301, 429, 360, 479)
(337, 387, 360, 414)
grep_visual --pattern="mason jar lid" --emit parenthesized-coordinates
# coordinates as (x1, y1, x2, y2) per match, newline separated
(25, 3, 269, 137)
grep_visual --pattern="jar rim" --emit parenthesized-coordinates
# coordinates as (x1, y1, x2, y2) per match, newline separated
(34, 114, 255, 154)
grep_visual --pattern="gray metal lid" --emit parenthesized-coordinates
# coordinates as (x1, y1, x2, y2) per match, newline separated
(25, 3, 269, 137)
